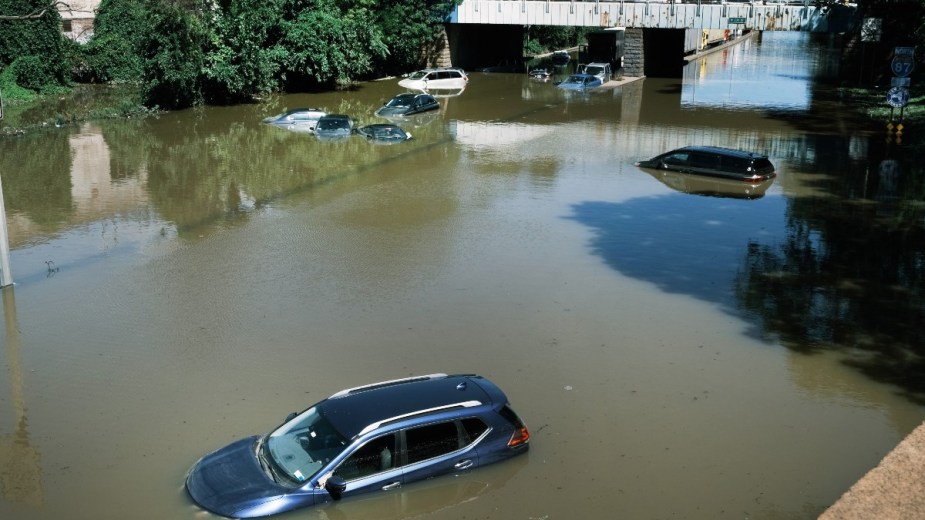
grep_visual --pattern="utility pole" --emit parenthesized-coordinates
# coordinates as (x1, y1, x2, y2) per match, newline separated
(0, 88, 11, 287)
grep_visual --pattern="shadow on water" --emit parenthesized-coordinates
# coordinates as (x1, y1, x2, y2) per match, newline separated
(568, 135, 925, 403)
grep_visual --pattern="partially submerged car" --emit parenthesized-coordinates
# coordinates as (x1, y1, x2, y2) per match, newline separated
(528, 67, 553, 81)
(186, 374, 530, 518)
(550, 50, 571, 66)
(263, 108, 327, 133)
(398, 68, 469, 91)
(374, 93, 439, 118)
(356, 124, 412, 143)
(636, 146, 777, 182)
(314, 114, 354, 141)
(556, 73, 602, 91)
(578, 62, 612, 83)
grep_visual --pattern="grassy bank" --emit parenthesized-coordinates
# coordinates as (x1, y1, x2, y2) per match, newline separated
(840, 84, 925, 126)
(1, 83, 154, 135)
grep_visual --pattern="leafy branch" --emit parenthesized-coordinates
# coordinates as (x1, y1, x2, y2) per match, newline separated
(0, 0, 70, 20)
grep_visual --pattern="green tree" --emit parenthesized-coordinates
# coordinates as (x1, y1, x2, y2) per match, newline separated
(0, 0, 70, 94)
(201, 0, 286, 103)
(375, 0, 459, 73)
(81, 0, 147, 82)
(140, 0, 207, 109)
(279, 0, 387, 89)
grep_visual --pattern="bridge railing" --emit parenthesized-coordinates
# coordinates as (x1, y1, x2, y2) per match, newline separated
(450, 1, 826, 31)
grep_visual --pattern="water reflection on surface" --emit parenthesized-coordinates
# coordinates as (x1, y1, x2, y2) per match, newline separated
(1, 31, 924, 520)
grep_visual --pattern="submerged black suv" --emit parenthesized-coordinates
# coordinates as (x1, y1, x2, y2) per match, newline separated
(636, 146, 776, 182)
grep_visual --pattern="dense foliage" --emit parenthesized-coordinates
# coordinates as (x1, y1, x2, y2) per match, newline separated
(0, 0, 70, 100)
(80, 0, 147, 82)
(90, 0, 455, 108)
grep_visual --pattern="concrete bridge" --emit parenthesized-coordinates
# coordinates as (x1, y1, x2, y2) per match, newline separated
(450, 1, 839, 31)
(441, 1, 858, 77)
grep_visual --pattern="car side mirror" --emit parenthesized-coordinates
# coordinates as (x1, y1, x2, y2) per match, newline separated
(325, 476, 347, 501)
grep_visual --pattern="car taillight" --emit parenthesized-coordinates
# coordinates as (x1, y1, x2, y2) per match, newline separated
(508, 426, 530, 448)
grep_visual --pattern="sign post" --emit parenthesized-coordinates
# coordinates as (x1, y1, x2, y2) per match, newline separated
(885, 46, 914, 144)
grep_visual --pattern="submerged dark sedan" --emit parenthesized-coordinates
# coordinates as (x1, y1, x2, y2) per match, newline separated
(186, 374, 529, 518)
(374, 93, 439, 118)
(636, 146, 776, 182)
(356, 124, 412, 143)
(314, 114, 354, 141)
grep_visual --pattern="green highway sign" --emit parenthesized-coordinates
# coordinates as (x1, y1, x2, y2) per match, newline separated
(729, 17, 746, 24)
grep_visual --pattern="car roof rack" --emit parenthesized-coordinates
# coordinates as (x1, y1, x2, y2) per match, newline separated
(329, 373, 448, 398)
(356, 400, 482, 437)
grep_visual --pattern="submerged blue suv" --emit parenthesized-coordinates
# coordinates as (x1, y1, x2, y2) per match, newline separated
(186, 373, 530, 518)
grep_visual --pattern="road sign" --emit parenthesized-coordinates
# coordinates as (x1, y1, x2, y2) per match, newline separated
(891, 46, 915, 77)
(728, 17, 746, 24)
(886, 86, 909, 108)
(892, 77, 911, 87)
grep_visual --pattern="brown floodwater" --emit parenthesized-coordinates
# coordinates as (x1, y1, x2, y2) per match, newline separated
(2, 32, 924, 520)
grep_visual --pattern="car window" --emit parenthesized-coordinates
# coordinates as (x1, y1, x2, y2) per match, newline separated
(333, 433, 398, 481)
(753, 158, 774, 171)
(721, 156, 750, 171)
(460, 418, 489, 444)
(690, 153, 720, 169)
(663, 152, 689, 165)
(405, 421, 460, 464)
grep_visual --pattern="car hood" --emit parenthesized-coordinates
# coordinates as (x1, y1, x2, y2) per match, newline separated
(187, 435, 288, 517)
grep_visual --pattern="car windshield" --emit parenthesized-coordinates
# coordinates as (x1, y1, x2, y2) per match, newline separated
(317, 119, 349, 131)
(407, 70, 429, 80)
(386, 96, 412, 107)
(369, 126, 403, 139)
(263, 407, 348, 487)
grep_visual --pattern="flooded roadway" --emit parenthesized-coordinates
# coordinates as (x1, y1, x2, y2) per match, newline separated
(2, 32, 924, 519)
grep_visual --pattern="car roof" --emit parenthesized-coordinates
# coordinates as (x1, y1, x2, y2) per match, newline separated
(677, 146, 769, 159)
(416, 68, 465, 73)
(318, 374, 499, 439)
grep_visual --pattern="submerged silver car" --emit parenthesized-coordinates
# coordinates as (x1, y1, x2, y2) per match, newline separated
(263, 108, 327, 133)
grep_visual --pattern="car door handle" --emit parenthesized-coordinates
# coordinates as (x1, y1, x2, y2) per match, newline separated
(381, 481, 401, 491)
(454, 459, 474, 470)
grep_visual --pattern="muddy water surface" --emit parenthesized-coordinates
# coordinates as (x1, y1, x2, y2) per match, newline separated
(2, 32, 924, 520)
